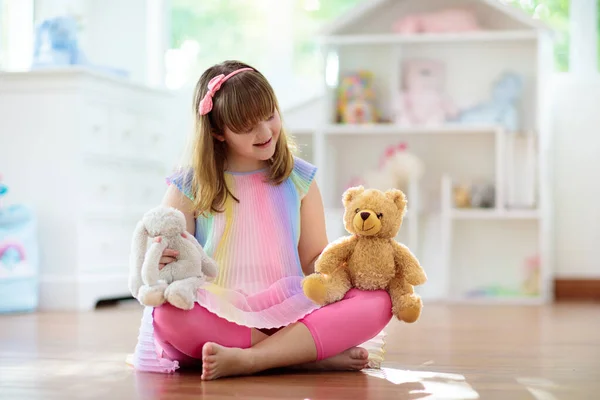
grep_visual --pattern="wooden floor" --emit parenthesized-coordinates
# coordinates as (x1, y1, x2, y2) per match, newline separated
(1, 300, 598, 399)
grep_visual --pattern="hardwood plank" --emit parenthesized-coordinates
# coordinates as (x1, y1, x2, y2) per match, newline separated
(1, 301, 599, 399)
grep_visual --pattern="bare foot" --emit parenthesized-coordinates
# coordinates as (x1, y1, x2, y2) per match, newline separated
(292, 347, 369, 372)
(201, 342, 255, 381)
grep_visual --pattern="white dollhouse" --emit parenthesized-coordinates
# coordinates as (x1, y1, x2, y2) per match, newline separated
(285, 0, 554, 304)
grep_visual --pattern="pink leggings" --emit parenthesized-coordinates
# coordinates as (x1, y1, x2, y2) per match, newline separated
(152, 288, 392, 365)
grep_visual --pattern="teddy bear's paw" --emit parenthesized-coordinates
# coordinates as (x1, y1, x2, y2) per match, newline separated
(394, 294, 423, 323)
(302, 275, 328, 305)
(138, 283, 168, 307)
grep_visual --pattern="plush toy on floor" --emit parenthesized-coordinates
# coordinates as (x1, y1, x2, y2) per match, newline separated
(302, 186, 427, 323)
(128, 206, 219, 310)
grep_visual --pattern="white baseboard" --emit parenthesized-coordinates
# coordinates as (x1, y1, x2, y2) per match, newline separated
(39, 273, 131, 311)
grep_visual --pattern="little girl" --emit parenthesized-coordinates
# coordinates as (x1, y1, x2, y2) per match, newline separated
(131, 60, 392, 381)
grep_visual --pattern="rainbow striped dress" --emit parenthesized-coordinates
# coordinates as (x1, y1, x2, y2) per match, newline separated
(170, 156, 321, 328)
(131, 157, 386, 373)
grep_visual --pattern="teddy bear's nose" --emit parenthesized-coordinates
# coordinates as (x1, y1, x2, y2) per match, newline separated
(360, 212, 370, 221)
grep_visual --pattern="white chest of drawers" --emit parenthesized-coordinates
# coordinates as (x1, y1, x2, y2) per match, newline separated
(0, 68, 179, 310)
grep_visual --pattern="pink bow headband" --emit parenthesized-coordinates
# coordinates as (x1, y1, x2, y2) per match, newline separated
(198, 67, 254, 115)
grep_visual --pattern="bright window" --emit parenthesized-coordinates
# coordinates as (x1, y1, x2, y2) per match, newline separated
(504, 0, 572, 71)
(0, 0, 34, 71)
(166, 0, 362, 109)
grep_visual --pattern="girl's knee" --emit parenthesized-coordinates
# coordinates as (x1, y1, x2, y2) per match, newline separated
(346, 288, 393, 328)
(153, 302, 207, 340)
(153, 302, 185, 328)
(348, 288, 392, 308)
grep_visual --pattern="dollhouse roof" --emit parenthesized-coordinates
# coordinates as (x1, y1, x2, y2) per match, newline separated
(320, 0, 551, 36)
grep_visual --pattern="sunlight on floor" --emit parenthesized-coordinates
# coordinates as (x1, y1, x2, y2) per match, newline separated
(362, 367, 480, 399)
(517, 377, 561, 400)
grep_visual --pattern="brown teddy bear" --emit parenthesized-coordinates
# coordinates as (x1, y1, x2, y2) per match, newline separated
(302, 186, 427, 323)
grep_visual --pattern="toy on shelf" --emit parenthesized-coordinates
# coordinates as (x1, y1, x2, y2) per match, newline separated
(452, 181, 495, 209)
(0, 176, 7, 209)
(348, 142, 424, 195)
(453, 184, 471, 208)
(522, 254, 540, 296)
(393, 59, 458, 126)
(470, 182, 495, 208)
(32, 15, 128, 78)
(465, 254, 541, 300)
(0, 175, 40, 314)
(455, 72, 523, 132)
(33, 16, 86, 67)
(128, 206, 219, 310)
(302, 186, 427, 323)
(465, 286, 523, 299)
(392, 8, 481, 34)
(336, 71, 380, 124)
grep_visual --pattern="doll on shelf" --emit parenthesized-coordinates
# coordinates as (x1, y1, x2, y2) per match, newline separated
(336, 71, 380, 124)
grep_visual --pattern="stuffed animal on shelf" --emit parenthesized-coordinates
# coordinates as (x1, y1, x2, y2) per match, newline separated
(336, 71, 379, 124)
(522, 254, 540, 296)
(32, 16, 87, 67)
(0, 174, 7, 208)
(393, 59, 458, 126)
(452, 181, 495, 208)
(455, 72, 523, 132)
(348, 142, 424, 196)
(453, 184, 471, 208)
(128, 206, 219, 310)
(470, 182, 495, 208)
(392, 8, 481, 34)
(302, 186, 427, 323)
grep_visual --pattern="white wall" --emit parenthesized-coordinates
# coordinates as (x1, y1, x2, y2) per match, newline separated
(551, 75, 600, 278)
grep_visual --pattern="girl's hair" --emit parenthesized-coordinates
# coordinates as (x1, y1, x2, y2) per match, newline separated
(187, 60, 295, 215)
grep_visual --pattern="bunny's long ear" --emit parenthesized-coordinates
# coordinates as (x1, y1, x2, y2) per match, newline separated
(128, 220, 149, 298)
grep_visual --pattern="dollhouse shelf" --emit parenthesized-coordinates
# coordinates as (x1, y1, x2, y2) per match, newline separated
(323, 123, 500, 136)
(285, 0, 554, 306)
(449, 209, 540, 220)
(319, 30, 537, 46)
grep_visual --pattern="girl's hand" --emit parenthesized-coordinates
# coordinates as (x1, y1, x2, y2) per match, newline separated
(159, 248, 179, 270)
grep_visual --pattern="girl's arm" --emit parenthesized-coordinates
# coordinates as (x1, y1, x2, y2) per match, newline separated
(297, 180, 329, 276)
(159, 185, 197, 266)
(161, 184, 196, 235)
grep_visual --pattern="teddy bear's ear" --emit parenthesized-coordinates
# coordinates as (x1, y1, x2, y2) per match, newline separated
(343, 186, 365, 206)
(385, 189, 407, 210)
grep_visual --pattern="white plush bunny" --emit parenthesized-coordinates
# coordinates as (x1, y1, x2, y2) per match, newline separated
(128, 206, 218, 310)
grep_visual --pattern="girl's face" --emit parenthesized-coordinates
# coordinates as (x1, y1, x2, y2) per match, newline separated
(219, 109, 281, 170)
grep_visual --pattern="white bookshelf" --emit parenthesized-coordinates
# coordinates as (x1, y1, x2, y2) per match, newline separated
(287, 0, 554, 305)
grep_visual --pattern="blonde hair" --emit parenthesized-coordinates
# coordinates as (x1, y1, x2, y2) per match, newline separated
(186, 60, 296, 215)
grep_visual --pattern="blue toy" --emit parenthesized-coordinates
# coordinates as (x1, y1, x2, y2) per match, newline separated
(0, 180, 7, 208)
(455, 72, 523, 132)
(31, 15, 129, 78)
(0, 176, 39, 314)
(32, 16, 87, 67)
